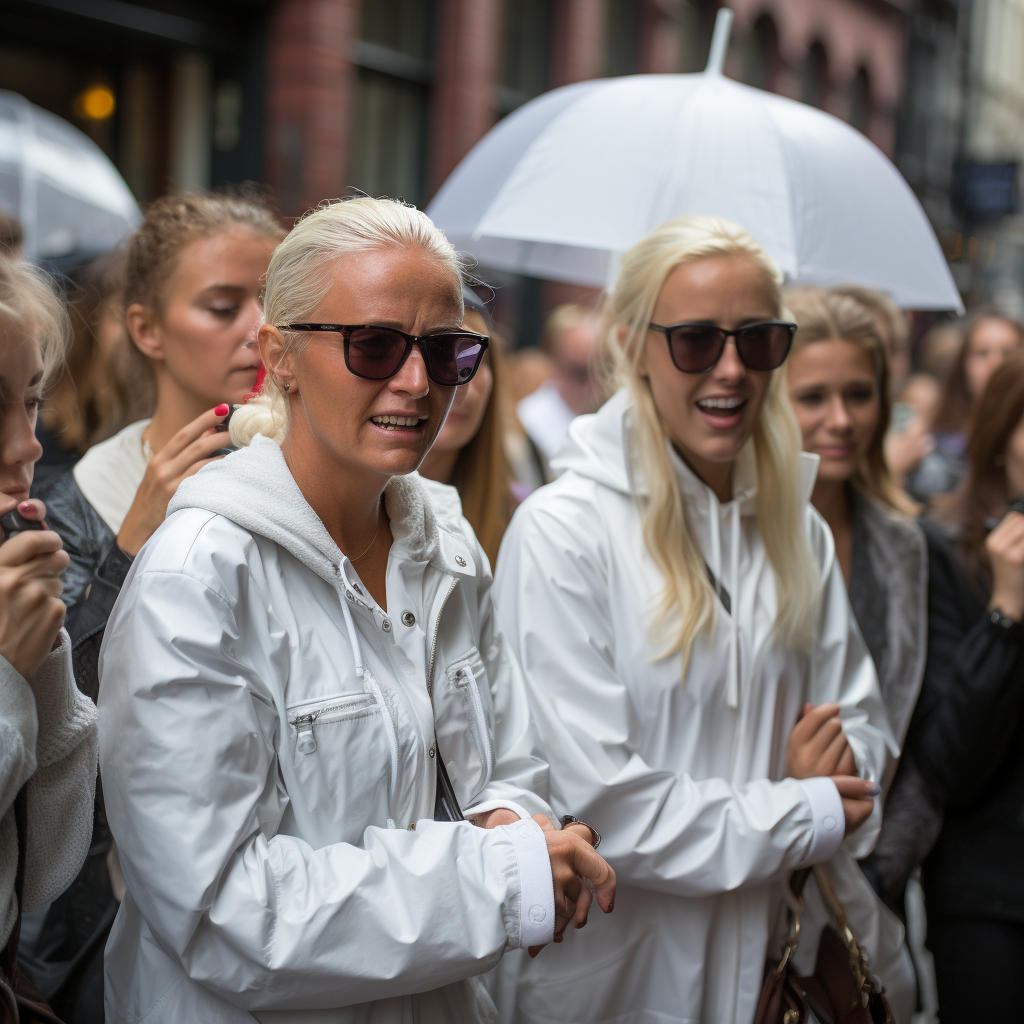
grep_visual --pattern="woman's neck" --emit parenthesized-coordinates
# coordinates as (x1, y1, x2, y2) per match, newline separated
(812, 477, 854, 582)
(145, 371, 217, 453)
(418, 446, 459, 486)
(280, 424, 387, 559)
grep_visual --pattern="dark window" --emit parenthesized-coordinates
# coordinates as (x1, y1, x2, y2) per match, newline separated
(499, 0, 552, 113)
(743, 14, 780, 92)
(352, 0, 433, 205)
(800, 41, 828, 109)
(849, 66, 871, 132)
(605, 0, 641, 77)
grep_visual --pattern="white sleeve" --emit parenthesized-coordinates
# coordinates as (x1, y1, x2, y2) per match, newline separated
(99, 569, 542, 1013)
(493, 500, 843, 898)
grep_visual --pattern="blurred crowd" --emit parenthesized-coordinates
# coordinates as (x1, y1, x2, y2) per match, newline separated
(0, 189, 1022, 1024)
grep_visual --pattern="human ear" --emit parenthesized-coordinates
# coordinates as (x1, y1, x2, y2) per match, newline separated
(632, 326, 650, 379)
(258, 325, 298, 394)
(125, 303, 164, 363)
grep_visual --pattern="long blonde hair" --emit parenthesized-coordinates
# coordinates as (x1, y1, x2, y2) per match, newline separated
(785, 286, 918, 516)
(605, 216, 818, 673)
(231, 197, 465, 447)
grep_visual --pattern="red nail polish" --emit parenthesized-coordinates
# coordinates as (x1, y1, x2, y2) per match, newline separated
(17, 502, 32, 514)
(214, 404, 229, 417)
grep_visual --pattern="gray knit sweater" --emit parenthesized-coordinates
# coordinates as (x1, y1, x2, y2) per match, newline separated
(0, 630, 98, 961)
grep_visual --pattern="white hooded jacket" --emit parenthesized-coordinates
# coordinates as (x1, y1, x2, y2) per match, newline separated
(491, 391, 914, 1024)
(98, 436, 558, 1024)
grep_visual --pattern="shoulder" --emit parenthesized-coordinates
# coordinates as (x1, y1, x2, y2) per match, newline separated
(73, 420, 149, 482)
(35, 470, 111, 551)
(129, 508, 261, 610)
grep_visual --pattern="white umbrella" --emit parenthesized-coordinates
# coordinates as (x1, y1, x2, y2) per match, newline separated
(0, 90, 140, 260)
(428, 10, 962, 312)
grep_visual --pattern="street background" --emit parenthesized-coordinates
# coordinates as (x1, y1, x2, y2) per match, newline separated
(0, 0, 1013, 348)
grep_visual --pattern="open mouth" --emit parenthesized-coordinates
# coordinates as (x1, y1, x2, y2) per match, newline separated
(371, 414, 427, 431)
(696, 396, 747, 416)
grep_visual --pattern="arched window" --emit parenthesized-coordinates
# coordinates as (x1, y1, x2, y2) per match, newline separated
(849, 66, 871, 132)
(800, 40, 828, 108)
(744, 13, 781, 92)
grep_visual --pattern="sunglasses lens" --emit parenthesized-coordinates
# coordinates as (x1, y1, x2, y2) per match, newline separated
(736, 323, 792, 371)
(346, 328, 408, 379)
(426, 335, 486, 386)
(668, 326, 725, 373)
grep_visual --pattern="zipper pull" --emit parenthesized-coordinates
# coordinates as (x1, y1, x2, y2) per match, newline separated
(293, 714, 317, 754)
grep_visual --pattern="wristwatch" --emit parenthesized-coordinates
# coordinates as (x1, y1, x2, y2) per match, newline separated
(560, 814, 602, 850)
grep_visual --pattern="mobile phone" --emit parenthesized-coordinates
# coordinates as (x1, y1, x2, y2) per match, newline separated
(0, 509, 45, 545)
(214, 404, 240, 433)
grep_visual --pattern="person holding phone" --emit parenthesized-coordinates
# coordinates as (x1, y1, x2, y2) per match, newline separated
(491, 217, 910, 1023)
(0, 255, 97, 1017)
(97, 197, 615, 1024)
(908, 353, 1024, 1022)
(36, 188, 285, 619)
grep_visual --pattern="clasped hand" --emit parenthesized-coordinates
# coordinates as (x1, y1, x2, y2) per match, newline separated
(475, 808, 616, 957)
(785, 702, 876, 836)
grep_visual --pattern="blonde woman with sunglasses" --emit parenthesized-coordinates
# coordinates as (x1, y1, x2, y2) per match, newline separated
(492, 217, 914, 1023)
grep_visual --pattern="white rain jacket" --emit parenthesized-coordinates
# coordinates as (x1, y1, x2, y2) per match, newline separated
(491, 391, 915, 1024)
(98, 435, 560, 1024)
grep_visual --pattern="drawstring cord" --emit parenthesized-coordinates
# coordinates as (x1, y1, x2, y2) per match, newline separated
(727, 502, 740, 709)
(708, 490, 741, 710)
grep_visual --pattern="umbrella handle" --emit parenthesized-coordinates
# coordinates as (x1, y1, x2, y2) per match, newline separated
(705, 7, 734, 76)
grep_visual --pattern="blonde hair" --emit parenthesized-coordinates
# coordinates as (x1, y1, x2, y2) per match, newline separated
(0, 255, 70, 387)
(605, 215, 818, 674)
(785, 286, 918, 516)
(231, 197, 465, 446)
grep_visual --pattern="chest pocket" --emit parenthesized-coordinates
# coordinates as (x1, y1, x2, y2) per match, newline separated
(286, 691, 396, 834)
(434, 648, 494, 803)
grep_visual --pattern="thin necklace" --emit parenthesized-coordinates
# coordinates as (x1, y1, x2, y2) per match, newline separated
(349, 501, 383, 562)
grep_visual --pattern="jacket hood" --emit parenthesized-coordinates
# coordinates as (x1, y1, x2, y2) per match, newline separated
(552, 389, 819, 506)
(167, 436, 475, 590)
(552, 389, 820, 710)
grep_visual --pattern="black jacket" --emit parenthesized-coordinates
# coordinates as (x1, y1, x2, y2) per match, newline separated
(908, 518, 1024, 921)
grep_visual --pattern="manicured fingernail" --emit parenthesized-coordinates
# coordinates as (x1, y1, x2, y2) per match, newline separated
(865, 782, 881, 796)
(214, 404, 229, 416)
(17, 502, 33, 514)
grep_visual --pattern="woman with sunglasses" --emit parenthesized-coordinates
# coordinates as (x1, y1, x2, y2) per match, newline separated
(97, 198, 615, 1024)
(491, 217, 909, 1023)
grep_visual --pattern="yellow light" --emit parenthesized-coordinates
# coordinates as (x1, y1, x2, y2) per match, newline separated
(76, 85, 115, 121)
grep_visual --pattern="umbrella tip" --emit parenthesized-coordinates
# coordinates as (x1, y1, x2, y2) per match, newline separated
(705, 7, 734, 75)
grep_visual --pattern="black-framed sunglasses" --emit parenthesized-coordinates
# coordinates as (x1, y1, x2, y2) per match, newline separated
(276, 324, 490, 387)
(648, 320, 796, 374)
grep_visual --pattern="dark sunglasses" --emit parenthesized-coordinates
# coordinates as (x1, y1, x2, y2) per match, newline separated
(276, 324, 489, 387)
(648, 320, 796, 374)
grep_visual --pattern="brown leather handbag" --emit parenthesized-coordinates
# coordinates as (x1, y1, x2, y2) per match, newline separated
(755, 865, 894, 1024)
(0, 788, 65, 1024)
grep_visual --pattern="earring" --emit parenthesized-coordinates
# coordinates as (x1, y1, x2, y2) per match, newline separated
(283, 382, 290, 392)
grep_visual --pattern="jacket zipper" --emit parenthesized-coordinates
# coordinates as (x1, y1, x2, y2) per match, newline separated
(363, 671, 400, 799)
(426, 575, 458, 701)
(454, 665, 494, 780)
(289, 694, 377, 754)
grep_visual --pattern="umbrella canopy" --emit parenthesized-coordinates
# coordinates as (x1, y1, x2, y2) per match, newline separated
(428, 24, 961, 312)
(0, 91, 140, 261)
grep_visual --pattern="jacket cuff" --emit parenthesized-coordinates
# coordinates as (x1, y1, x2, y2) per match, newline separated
(464, 798, 533, 824)
(797, 776, 845, 864)
(498, 818, 554, 948)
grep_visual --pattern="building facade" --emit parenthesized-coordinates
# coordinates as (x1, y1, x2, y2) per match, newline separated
(1, 0, 936, 326)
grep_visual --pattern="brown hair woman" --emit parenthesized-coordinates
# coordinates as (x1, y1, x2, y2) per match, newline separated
(418, 285, 518, 566)
(908, 353, 1024, 1023)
